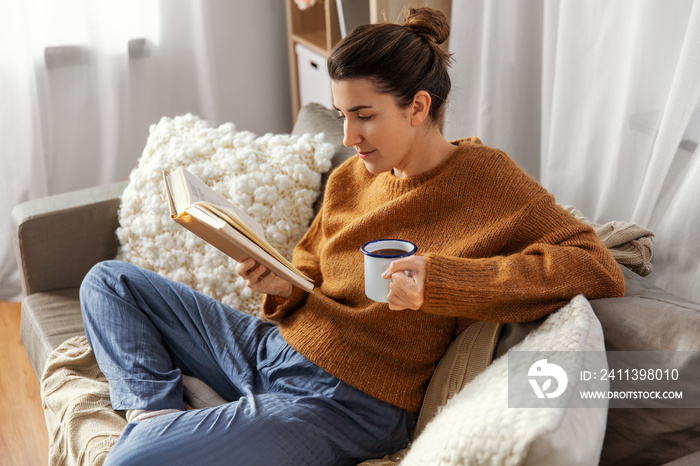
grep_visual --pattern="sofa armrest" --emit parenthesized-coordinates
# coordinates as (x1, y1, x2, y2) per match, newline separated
(12, 181, 128, 296)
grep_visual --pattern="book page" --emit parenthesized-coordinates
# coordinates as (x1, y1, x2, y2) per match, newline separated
(179, 168, 265, 239)
(192, 202, 261, 245)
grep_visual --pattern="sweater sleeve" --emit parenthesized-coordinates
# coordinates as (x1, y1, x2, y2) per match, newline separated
(262, 207, 325, 321)
(421, 194, 625, 322)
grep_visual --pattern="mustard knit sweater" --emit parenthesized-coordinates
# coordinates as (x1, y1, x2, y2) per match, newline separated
(263, 137, 625, 412)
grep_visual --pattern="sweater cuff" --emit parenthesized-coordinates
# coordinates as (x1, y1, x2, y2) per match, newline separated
(262, 286, 309, 321)
(422, 253, 485, 316)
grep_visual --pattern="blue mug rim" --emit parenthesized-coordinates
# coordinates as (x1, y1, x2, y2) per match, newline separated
(360, 239, 417, 258)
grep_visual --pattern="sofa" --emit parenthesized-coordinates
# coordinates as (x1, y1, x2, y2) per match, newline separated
(12, 103, 700, 465)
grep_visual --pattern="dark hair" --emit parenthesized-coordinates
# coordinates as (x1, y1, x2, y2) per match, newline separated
(327, 7, 452, 126)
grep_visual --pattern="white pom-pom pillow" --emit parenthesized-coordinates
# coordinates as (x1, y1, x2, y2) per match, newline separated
(116, 114, 334, 317)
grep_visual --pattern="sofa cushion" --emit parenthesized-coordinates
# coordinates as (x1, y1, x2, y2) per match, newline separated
(291, 102, 355, 170)
(291, 103, 356, 213)
(21, 289, 84, 379)
(116, 113, 335, 318)
(591, 266, 700, 466)
(400, 295, 608, 466)
(593, 266, 700, 351)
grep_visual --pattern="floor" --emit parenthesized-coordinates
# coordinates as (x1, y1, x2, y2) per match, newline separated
(0, 301, 49, 465)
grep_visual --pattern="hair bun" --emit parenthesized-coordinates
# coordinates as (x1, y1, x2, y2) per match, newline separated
(403, 7, 450, 45)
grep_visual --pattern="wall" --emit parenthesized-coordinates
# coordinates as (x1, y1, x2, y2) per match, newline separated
(206, 0, 293, 134)
(157, 0, 293, 136)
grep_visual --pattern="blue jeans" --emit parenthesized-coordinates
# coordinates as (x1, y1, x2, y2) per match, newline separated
(80, 261, 416, 466)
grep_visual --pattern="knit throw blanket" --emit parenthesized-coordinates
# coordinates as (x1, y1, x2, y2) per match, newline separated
(41, 336, 127, 466)
(41, 337, 230, 466)
(564, 205, 654, 276)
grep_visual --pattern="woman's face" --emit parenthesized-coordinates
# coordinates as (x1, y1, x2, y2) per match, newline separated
(332, 78, 417, 176)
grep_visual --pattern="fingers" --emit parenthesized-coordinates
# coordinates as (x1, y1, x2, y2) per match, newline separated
(248, 263, 270, 283)
(237, 259, 269, 289)
(236, 259, 294, 298)
(384, 255, 427, 311)
(382, 255, 426, 279)
(257, 268, 277, 287)
(381, 259, 404, 279)
(235, 258, 258, 277)
(387, 275, 423, 310)
(386, 271, 421, 310)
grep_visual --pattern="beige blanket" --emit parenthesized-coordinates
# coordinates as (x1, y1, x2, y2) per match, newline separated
(564, 205, 655, 276)
(41, 336, 126, 466)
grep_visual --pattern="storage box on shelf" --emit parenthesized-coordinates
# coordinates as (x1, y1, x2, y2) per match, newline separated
(295, 43, 333, 110)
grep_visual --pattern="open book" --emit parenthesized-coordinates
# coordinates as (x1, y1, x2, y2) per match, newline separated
(163, 166, 314, 292)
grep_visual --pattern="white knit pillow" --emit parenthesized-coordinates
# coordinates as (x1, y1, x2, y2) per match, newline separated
(401, 295, 609, 466)
(116, 114, 334, 318)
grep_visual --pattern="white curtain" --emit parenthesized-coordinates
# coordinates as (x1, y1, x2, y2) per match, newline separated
(0, 0, 291, 301)
(446, 0, 700, 303)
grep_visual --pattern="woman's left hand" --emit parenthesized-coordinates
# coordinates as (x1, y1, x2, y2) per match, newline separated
(382, 255, 427, 310)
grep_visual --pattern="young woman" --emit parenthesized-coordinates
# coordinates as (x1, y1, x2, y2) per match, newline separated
(80, 8, 625, 465)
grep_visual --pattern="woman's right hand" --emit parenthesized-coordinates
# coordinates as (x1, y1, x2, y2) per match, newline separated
(236, 259, 294, 298)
